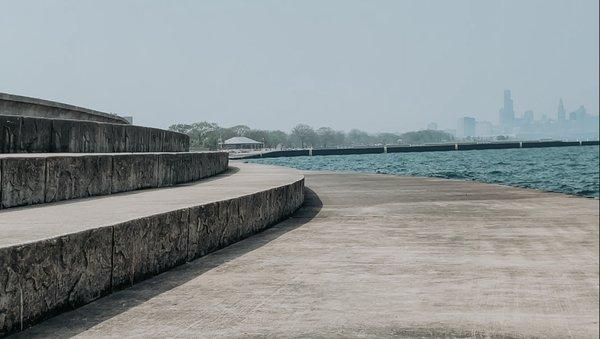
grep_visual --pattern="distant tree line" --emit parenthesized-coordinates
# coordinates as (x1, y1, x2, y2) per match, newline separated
(168, 122, 454, 150)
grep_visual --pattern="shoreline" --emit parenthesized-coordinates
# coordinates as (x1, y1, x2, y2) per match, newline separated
(243, 153, 600, 199)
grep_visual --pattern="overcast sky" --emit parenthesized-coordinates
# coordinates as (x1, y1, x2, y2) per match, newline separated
(1, 0, 598, 132)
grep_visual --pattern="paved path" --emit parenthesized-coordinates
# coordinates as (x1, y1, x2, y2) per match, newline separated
(18, 171, 599, 338)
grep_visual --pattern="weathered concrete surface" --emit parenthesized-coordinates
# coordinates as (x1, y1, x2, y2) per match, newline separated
(18, 117, 52, 153)
(0, 227, 113, 335)
(16, 169, 599, 338)
(0, 152, 228, 208)
(110, 153, 160, 193)
(0, 116, 20, 153)
(157, 152, 216, 187)
(0, 156, 46, 208)
(0, 164, 304, 336)
(45, 154, 113, 203)
(112, 210, 191, 289)
(50, 119, 112, 153)
(0, 92, 129, 124)
(0, 115, 189, 153)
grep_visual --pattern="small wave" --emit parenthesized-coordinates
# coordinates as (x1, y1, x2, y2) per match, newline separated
(432, 171, 469, 180)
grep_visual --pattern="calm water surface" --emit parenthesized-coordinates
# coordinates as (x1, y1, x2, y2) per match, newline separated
(248, 146, 599, 198)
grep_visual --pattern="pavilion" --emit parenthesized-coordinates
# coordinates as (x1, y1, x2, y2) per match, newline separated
(221, 136, 263, 150)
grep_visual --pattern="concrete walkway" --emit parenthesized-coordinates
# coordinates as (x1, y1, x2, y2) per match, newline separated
(18, 170, 599, 338)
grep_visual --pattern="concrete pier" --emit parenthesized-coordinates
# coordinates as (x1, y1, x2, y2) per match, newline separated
(18, 167, 599, 338)
(232, 140, 600, 159)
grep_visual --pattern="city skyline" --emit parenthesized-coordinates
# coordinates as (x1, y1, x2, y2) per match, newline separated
(451, 89, 599, 140)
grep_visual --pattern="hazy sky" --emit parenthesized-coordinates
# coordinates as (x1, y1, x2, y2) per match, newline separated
(1, 0, 598, 132)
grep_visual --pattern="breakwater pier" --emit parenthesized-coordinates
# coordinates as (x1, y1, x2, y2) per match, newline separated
(232, 140, 600, 159)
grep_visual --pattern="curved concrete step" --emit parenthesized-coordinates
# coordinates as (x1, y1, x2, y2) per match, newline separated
(0, 163, 304, 336)
(0, 115, 189, 153)
(0, 152, 228, 209)
(1, 92, 129, 124)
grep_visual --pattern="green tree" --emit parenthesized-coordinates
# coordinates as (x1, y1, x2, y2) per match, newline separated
(291, 124, 316, 148)
(316, 127, 337, 148)
(169, 121, 221, 150)
(230, 125, 251, 137)
(333, 131, 347, 146)
(347, 129, 372, 146)
(376, 132, 401, 145)
(266, 130, 289, 148)
(399, 130, 454, 144)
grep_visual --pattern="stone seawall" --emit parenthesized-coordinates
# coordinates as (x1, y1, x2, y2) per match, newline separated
(0, 92, 129, 124)
(0, 169, 304, 336)
(0, 152, 228, 209)
(0, 115, 189, 153)
(235, 140, 600, 159)
(313, 147, 384, 156)
(387, 144, 455, 153)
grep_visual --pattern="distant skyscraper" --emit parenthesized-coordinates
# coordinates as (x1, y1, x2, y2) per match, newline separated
(458, 117, 476, 138)
(557, 99, 566, 121)
(499, 90, 515, 129)
(523, 110, 534, 123)
(569, 105, 587, 120)
(427, 122, 438, 130)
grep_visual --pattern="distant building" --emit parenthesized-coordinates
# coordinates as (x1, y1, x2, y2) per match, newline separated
(569, 105, 587, 120)
(523, 110, 534, 123)
(123, 116, 134, 124)
(557, 99, 566, 121)
(499, 90, 515, 130)
(427, 122, 438, 130)
(221, 136, 263, 150)
(458, 117, 476, 138)
(444, 129, 457, 138)
(475, 121, 493, 137)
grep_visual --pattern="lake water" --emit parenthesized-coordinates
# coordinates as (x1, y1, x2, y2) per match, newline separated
(247, 145, 600, 198)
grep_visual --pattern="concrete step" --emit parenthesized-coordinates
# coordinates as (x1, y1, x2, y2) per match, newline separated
(1, 92, 129, 124)
(0, 115, 189, 153)
(0, 163, 304, 336)
(0, 152, 228, 209)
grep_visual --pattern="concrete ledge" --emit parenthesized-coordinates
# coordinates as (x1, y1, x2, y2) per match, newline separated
(0, 228, 113, 334)
(388, 144, 455, 153)
(0, 115, 189, 153)
(0, 163, 304, 336)
(520, 140, 580, 148)
(234, 141, 600, 159)
(0, 152, 228, 209)
(0, 92, 129, 124)
(313, 147, 384, 156)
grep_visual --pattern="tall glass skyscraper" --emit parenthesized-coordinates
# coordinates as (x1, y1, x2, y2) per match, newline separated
(557, 99, 566, 121)
(499, 90, 515, 130)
